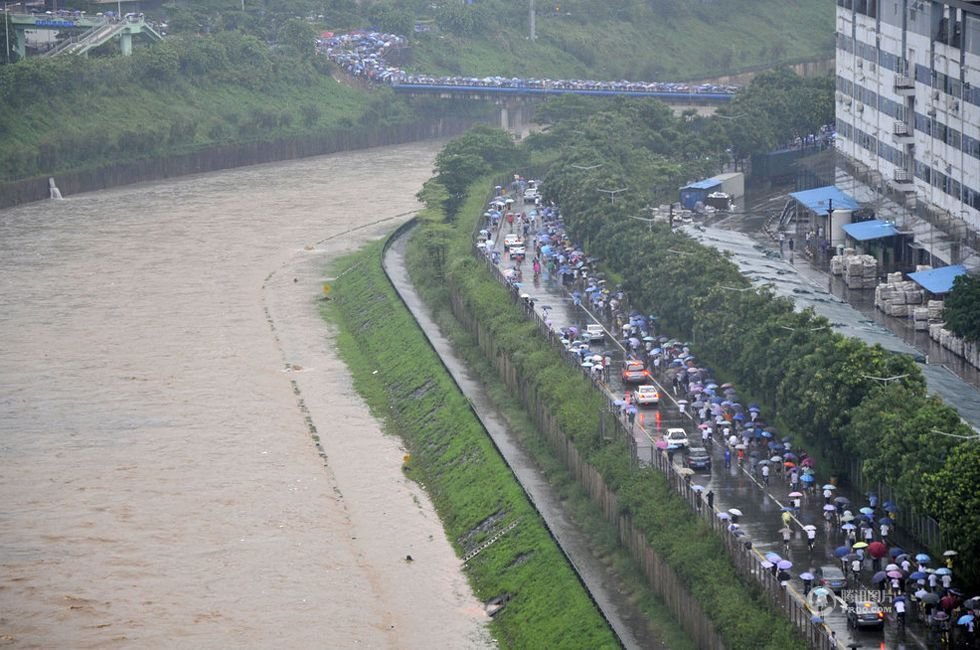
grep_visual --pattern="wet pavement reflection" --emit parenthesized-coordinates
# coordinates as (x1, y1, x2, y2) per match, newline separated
(480, 198, 958, 649)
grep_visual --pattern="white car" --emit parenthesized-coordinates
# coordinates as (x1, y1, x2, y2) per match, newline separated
(664, 428, 689, 448)
(503, 233, 523, 251)
(632, 385, 660, 406)
(585, 323, 604, 341)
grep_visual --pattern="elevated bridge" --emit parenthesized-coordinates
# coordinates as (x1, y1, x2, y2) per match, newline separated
(5, 11, 161, 58)
(390, 82, 732, 130)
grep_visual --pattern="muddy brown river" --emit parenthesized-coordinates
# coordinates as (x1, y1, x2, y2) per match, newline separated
(0, 141, 495, 648)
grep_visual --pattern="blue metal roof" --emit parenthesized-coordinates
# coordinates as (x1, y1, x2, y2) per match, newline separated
(908, 265, 968, 295)
(789, 185, 860, 213)
(841, 219, 899, 241)
(681, 179, 722, 190)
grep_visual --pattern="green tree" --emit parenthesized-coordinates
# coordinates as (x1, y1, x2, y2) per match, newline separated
(923, 443, 980, 586)
(278, 18, 318, 61)
(943, 274, 980, 341)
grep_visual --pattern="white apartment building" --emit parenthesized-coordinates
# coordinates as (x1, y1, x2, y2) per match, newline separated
(835, 0, 980, 244)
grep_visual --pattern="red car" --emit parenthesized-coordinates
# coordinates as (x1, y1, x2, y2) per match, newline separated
(621, 360, 649, 384)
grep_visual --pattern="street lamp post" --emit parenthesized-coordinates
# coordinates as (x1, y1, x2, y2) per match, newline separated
(597, 187, 627, 205)
(825, 197, 834, 266)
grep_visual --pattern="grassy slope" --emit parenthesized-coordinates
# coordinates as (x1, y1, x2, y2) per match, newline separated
(324, 238, 620, 649)
(1, 74, 368, 160)
(405, 180, 806, 650)
(409, 0, 833, 81)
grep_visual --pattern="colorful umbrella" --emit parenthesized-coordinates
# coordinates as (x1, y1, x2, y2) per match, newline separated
(868, 541, 887, 558)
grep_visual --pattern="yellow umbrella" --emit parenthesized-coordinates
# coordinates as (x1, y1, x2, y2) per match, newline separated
(852, 542, 869, 549)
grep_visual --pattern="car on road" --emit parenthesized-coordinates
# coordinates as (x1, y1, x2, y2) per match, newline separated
(846, 601, 885, 630)
(815, 566, 848, 593)
(621, 360, 649, 384)
(686, 446, 711, 470)
(631, 385, 660, 406)
(509, 245, 526, 261)
(585, 323, 605, 342)
(503, 233, 523, 251)
(664, 428, 689, 449)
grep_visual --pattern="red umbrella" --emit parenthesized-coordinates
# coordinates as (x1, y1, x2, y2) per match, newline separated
(868, 541, 888, 559)
(940, 594, 959, 612)
(801, 457, 815, 467)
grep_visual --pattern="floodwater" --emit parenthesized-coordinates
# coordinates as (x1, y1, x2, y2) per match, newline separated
(0, 142, 495, 649)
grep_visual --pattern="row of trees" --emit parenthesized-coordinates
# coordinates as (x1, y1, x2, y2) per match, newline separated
(944, 274, 980, 341)
(408, 164, 808, 650)
(522, 79, 980, 589)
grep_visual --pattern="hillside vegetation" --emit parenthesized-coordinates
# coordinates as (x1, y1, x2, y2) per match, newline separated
(0, 0, 832, 184)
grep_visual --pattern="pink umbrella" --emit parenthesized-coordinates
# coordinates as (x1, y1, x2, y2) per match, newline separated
(655, 439, 668, 450)
(801, 457, 815, 467)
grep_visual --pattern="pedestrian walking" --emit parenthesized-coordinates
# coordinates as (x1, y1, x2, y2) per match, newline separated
(706, 490, 714, 510)
(761, 463, 770, 485)
(781, 526, 792, 550)
(851, 558, 862, 582)
(724, 448, 732, 468)
(806, 526, 817, 552)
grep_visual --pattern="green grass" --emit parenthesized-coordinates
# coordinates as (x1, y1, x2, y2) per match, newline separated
(406, 238, 696, 650)
(323, 239, 619, 650)
(409, 0, 833, 81)
(406, 179, 808, 650)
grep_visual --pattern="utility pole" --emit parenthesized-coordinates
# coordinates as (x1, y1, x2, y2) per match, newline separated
(529, 0, 536, 41)
(3, 3, 10, 64)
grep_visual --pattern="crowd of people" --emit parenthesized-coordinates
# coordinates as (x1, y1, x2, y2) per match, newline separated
(320, 31, 738, 96)
(475, 176, 978, 647)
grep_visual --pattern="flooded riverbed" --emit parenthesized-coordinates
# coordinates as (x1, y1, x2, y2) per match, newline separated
(0, 142, 493, 648)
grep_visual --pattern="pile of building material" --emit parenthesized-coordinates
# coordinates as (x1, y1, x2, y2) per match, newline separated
(831, 250, 878, 289)
(911, 307, 930, 330)
(874, 277, 924, 317)
(927, 299, 944, 319)
(928, 325, 980, 369)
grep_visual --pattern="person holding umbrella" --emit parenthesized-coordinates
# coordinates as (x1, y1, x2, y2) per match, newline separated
(800, 570, 815, 595)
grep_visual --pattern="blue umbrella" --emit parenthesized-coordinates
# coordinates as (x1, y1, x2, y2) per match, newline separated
(765, 551, 782, 562)
(761, 431, 773, 438)
(748, 405, 760, 412)
(822, 484, 836, 490)
(872, 571, 887, 584)
(958, 614, 975, 625)
(915, 553, 931, 563)
(733, 413, 745, 421)
(879, 517, 894, 525)
(800, 571, 815, 581)
(910, 571, 927, 580)
(834, 546, 851, 558)
(883, 500, 898, 510)
(800, 474, 815, 483)
(889, 547, 905, 558)
(935, 568, 952, 576)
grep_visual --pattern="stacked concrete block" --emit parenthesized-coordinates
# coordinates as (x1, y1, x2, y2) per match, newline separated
(927, 300, 944, 319)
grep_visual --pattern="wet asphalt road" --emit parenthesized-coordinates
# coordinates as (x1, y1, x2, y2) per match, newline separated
(685, 223, 980, 432)
(483, 201, 949, 649)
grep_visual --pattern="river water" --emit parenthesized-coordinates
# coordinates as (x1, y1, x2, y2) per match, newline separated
(0, 141, 494, 649)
